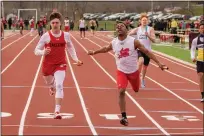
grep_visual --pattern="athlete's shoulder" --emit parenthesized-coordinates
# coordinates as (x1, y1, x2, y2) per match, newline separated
(63, 31, 70, 37)
(127, 35, 135, 40)
(41, 32, 50, 39)
(192, 37, 198, 44)
(111, 37, 118, 43)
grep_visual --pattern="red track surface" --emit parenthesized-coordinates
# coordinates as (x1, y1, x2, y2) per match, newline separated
(1, 30, 203, 135)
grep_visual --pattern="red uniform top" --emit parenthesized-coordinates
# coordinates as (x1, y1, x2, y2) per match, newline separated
(43, 18, 47, 25)
(19, 20, 24, 26)
(44, 31, 67, 65)
(30, 20, 34, 28)
(37, 20, 43, 27)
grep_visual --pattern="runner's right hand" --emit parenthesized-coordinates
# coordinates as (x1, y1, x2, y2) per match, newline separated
(192, 58, 197, 63)
(44, 47, 51, 55)
(87, 50, 95, 55)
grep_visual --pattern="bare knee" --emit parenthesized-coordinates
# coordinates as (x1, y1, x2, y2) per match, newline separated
(198, 73, 204, 80)
(56, 83, 63, 90)
(119, 89, 126, 97)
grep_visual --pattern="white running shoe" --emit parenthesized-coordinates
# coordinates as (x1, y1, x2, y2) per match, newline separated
(141, 79, 145, 88)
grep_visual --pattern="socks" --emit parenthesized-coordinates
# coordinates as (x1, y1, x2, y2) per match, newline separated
(121, 112, 127, 119)
(55, 105, 61, 113)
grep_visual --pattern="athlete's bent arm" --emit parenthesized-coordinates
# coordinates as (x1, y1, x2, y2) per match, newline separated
(66, 40, 79, 62)
(147, 27, 156, 43)
(128, 28, 138, 36)
(190, 38, 197, 62)
(87, 42, 112, 55)
(34, 34, 49, 56)
(134, 40, 167, 70)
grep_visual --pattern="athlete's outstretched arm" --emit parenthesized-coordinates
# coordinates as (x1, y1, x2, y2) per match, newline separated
(66, 33, 83, 66)
(134, 40, 168, 70)
(146, 27, 156, 43)
(87, 42, 112, 55)
(66, 40, 79, 62)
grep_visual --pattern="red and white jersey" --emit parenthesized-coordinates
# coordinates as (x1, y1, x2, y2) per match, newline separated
(112, 36, 138, 74)
(34, 31, 78, 64)
(19, 20, 24, 26)
(44, 31, 66, 64)
(64, 20, 70, 26)
(137, 26, 151, 51)
(29, 19, 35, 28)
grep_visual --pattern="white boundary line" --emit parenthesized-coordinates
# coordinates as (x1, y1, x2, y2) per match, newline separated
(70, 34, 170, 136)
(18, 56, 43, 135)
(3, 33, 19, 40)
(1, 32, 31, 51)
(1, 35, 38, 74)
(66, 53, 98, 135)
(85, 36, 203, 115)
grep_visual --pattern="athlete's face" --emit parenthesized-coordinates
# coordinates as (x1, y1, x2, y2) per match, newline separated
(199, 25, 204, 34)
(50, 18, 61, 30)
(116, 23, 127, 36)
(141, 17, 148, 26)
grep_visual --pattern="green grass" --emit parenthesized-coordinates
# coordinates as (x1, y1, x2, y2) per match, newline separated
(152, 44, 197, 64)
(98, 21, 116, 31)
(173, 4, 203, 16)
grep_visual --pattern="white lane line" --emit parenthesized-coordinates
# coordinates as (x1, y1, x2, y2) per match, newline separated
(1, 32, 31, 51)
(18, 56, 43, 135)
(3, 33, 19, 40)
(86, 37, 203, 114)
(70, 34, 170, 136)
(1, 35, 38, 74)
(66, 53, 98, 135)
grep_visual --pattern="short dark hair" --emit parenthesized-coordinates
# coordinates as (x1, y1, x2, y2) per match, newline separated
(116, 21, 128, 29)
(49, 12, 62, 22)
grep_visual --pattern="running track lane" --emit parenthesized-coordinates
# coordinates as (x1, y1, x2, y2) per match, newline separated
(19, 43, 93, 135)
(1, 36, 40, 135)
(87, 32, 203, 111)
(71, 32, 203, 135)
(1, 33, 37, 71)
(68, 34, 168, 135)
(1, 31, 30, 49)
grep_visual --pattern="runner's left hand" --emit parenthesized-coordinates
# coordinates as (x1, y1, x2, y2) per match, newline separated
(158, 63, 169, 70)
(76, 60, 83, 66)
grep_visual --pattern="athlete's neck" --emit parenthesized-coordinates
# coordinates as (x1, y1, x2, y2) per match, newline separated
(141, 25, 147, 28)
(51, 29, 60, 34)
(118, 35, 127, 41)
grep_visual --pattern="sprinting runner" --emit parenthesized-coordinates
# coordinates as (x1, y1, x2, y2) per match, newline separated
(36, 17, 44, 37)
(19, 18, 24, 35)
(190, 21, 204, 102)
(64, 17, 70, 32)
(1, 20, 4, 40)
(29, 17, 35, 36)
(88, 22, 168, 126)
(129, 13, 156, 88)
(43, 16, 47, 33)
(34, 12, 83, 119)
(12, 16, 18, 32)
(89, 19, 96, 36)
(79, 17, 86, 39)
